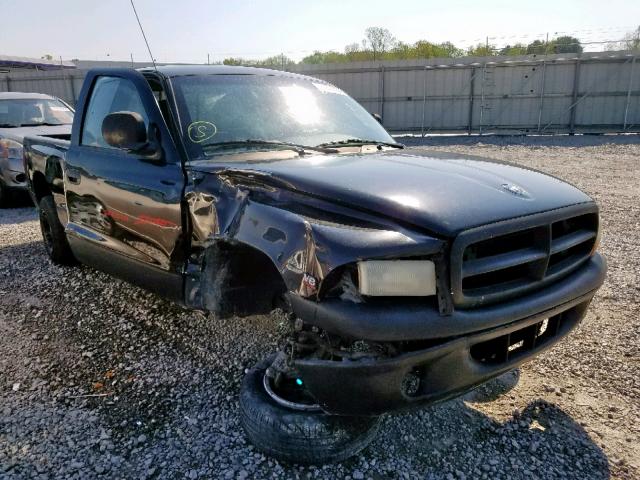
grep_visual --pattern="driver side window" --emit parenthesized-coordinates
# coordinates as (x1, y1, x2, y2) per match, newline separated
(81, 76, 149, 148)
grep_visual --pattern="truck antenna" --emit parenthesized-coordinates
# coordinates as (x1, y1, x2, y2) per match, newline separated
(129, 0, 158, 71)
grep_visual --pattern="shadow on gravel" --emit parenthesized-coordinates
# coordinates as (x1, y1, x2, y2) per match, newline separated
(396, 133, 640, 149)
(463, 369, 521, 403)
(1, 190, 33, 207)
(0, 206, 37, 225)
(370, 395, 611, 479)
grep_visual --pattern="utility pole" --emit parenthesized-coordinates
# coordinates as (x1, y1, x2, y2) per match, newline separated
(486, 36, 489, 54)
(130, 53, 134, 67)
(207, 53, 210, 65)
(545, 32, 549, 54)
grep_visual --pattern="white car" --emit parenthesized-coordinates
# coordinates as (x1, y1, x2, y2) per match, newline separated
(0, 92, 73, 206)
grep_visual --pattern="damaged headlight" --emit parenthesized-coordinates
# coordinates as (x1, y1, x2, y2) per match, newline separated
(357, 260, 436, 296)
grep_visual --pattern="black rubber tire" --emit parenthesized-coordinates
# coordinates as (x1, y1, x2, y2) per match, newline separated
(38, 196, 76, 265)
(239, 356, 381, 465)
(0, 181, 7, 208)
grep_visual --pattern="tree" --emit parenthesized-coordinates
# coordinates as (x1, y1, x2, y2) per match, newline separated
(223, 57, 244, 66)
(223, 55, 294, 68)
(622, 26, 640, 51)
(438, 41, 464, 58)
(467, 43, 496, 57)
(41, 54, 53, 60)
(551, 36, 582, 54)
(526, 36, 583, 55)
(362, 27, 396, 60)
(499, 43, 527, 56)
(526, 40, 547, 55)
(344, 43, 366, 62)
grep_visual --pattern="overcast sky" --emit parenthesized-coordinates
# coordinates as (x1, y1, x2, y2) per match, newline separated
(1, 0, 638, 63)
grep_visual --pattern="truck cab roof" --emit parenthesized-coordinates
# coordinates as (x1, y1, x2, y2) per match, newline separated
(136, 64, 318, 82)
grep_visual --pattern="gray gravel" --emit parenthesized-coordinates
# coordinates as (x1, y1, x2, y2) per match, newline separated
(1, 135, 639, 479)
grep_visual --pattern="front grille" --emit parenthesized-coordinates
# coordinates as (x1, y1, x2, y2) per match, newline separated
(451, 204, 598, 308)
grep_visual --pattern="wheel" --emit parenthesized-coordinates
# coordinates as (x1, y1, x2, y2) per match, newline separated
(0, 181, 7, 208)
(38, 196, 75, 265)
(239, 356, 381, 465)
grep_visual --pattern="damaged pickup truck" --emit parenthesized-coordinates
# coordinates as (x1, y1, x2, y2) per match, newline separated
(24, 66, 606, 464)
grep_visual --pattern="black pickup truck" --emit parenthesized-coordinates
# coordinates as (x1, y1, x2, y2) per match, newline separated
(24, 66, 606, 464)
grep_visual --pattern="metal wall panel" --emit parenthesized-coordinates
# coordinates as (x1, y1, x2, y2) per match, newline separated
(1, 53, 637, 133)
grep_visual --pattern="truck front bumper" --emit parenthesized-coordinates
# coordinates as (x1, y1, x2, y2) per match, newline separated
(289, 253, 606, 416)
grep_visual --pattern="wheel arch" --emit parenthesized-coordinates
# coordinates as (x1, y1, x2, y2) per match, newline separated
(31, 171, 53, 202)
(194, 239, 288, 318)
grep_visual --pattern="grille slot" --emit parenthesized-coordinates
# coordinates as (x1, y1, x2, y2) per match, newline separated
(451, 207, 598, 308)
(470, 314, 563, 365)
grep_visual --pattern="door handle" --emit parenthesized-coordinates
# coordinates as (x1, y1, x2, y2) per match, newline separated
(66, 168, 81, 184)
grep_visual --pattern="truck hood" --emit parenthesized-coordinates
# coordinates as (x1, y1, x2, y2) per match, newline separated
(0, 124, 72, 142)
(190, 149, 593, 237)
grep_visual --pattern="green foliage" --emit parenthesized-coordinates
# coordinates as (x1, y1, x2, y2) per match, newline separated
(467, 43, 496, 57)
(499, 44, 528, 56)
(225, 27, 590, 67)
(301, 39, 465, 64)
(551, 36, 583, 54)
(526, 40, 547, 55)
(526, 36, 583, 55)
(223, 55, 295, 68)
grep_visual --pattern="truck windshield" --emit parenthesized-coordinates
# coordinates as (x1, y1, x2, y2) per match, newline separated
(0, 98, 74, 127)
(170, 74, 394, 160)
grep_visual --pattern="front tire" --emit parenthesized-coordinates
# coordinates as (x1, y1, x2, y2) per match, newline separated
(38, 196, 75, 265)
(240, 356, 381, 465)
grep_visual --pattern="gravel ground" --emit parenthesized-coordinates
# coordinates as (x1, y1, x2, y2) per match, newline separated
(1, 135, 639, 479)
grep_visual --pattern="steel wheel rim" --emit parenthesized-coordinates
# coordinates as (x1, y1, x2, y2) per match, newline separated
(262, 373, 322, 412)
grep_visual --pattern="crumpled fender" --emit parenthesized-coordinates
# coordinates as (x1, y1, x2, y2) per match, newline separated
(184, 169, 444, 311)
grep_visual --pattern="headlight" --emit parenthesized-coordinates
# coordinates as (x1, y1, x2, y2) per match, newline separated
(0, 138, 24, 169)
(357, 260, 436, 296)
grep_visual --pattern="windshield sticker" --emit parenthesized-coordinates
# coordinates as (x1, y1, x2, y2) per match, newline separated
(312, 82, 347, 96)
(187, 121, 217, 143)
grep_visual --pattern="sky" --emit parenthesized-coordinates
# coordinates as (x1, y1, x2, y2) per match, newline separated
(1, 0, 638, 63)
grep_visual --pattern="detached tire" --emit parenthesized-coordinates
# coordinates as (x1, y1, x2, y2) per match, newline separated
(38, 196, 75, 265)
(240, 357, 381, 465)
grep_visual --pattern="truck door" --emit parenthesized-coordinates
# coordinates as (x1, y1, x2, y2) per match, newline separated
(64, 71, 186, 300)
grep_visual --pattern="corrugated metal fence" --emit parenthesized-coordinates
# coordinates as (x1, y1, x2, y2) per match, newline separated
(1, 51, 638, 134)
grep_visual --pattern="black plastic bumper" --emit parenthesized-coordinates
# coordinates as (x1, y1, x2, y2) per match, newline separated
(288, 253, 606, 341)
(290, 254, 606, 416)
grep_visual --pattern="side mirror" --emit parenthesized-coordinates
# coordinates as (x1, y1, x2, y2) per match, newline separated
(372, 113, 383, 124)
(102, 111, 148, 151)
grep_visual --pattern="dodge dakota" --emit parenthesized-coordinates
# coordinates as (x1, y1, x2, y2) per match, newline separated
(24, 66, 606, 464)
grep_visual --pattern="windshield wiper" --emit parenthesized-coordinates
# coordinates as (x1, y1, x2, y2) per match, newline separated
(18, 122, 67, 127)
(0, 123, 18, 128)
(200, 139, 338, 155)
(317, 138, 404, 149)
